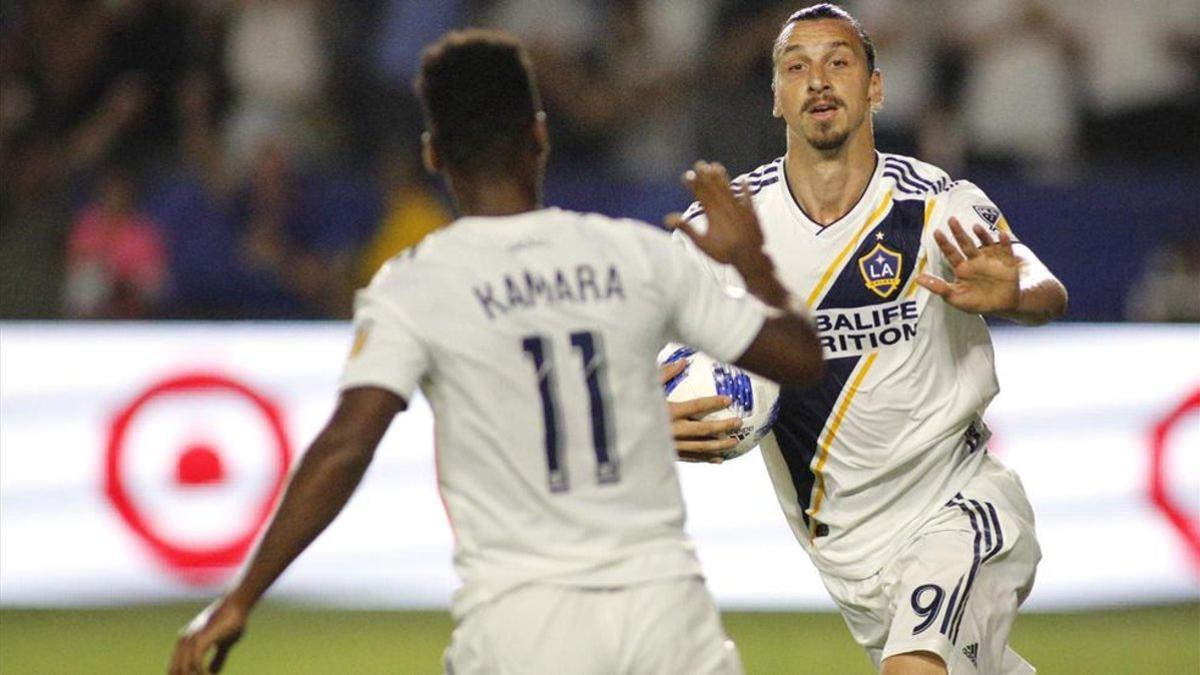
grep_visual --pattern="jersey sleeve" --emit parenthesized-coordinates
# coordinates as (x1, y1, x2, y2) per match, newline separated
(650, 229, 767, 363)
(928, 181, 1020, 274)
(339, 277, 430, 401)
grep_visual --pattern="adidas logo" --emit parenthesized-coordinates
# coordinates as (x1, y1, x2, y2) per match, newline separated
(962, 643, 979, 667)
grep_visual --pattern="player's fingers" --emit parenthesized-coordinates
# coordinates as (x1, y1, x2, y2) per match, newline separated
(670, 395, 733, 419)
(209, 641, 234, 674)
(679, 451, 727, 464)
(659, 359, 687, 385)
(914, 273, 951, 297)
(932, 230, 965, 268)
(696, 162, 734, 204)
(189, 637, 211, 675)
(689, 163, 721, 204)
(170, 636, 194, 675)
(690, 161, 716, 192)
(673, 416, 742, 438)
(681, 437, 734, 451)
(948, 217, 979, 258)
(997, 228, 1015, 254)
(680, 168, 697, 190)
(681, 451, 724, 461)
(706, 161, 730, 185)
(972, 223, 996, 248)
(663, 212, 685, 229)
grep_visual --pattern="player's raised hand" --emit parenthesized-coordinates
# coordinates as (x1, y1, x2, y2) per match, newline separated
(665, 161, 764, 267)
(169, 598, 246, 675)
(915, 217, 1020, 315)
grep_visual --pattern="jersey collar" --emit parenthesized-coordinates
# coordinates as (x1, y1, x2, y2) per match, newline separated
(780, 151, 884, 237)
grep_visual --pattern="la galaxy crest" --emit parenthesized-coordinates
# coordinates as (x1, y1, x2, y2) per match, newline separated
(858, 243, 903, 299)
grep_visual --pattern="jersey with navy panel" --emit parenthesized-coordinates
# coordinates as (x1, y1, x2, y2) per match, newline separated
(676, 152, 1021, 580)
(341, 207, 767, 618)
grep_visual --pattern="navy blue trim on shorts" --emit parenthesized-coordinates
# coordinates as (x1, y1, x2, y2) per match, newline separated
(944, 493, 1005, 644)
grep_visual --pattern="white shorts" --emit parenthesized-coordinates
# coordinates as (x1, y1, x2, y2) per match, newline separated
(820, 455, 1041, 674)
(443, 575, 744, 675)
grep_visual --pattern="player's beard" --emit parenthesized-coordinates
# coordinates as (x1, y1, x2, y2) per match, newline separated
(807, 124, 851, 151)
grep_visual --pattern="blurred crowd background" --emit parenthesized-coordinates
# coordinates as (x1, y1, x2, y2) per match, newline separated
(0, 0, 1197, 322)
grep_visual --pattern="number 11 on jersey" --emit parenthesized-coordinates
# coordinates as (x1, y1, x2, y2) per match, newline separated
(521, 330, 620, 493)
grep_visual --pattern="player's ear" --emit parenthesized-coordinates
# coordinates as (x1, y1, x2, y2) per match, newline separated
(421, 131, 440, 174)
(869, 69, 883, 113)
(532, 111, 550, 159)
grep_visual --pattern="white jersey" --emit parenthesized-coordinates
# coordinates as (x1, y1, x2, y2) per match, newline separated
(677, 152, 1018, 579)
(341, 207, 766, 618)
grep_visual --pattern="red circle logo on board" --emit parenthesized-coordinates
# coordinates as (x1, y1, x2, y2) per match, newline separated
(104, 373, 292, 585)
(1149, 389, 1200, 574)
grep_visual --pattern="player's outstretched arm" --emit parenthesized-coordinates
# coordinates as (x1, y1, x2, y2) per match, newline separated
(734, 313, 825, 385)
(169, 387, 405, 675)
(667, 161, 824, 386)
(914, 218, 1068, 325)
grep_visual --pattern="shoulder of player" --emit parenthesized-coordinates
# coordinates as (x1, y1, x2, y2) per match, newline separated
(681, 157, 784, 223)
(363, 224, 456, 289)
(607, 215, 685, 266)
(879, 152, 958, 199)
(532, 209, 679, 277)
(567, 209, 668, 250)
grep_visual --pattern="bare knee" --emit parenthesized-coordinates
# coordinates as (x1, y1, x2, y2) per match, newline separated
(880, 650, 947, 675)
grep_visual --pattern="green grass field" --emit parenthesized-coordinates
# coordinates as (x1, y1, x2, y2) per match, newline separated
(1, 603, 1196, 674)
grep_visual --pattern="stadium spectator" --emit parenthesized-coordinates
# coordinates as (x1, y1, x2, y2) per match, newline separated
(694, 1, 792, 174)
(483, 0, 621, 170)
(0, 129, 70, 318)
(602, 0, 713, 182)
(93, 0, 196, 167)
(225, 136, 355, 318)
(222, 0, 333, 171)
(853, 0, 953, 158)
(62, 167, 168, 319)
(1125, 220, 1200, 322)
(953, 0, 1085, 175)
(1063, 0, 1200, 165)
(359, 0, 466, 161)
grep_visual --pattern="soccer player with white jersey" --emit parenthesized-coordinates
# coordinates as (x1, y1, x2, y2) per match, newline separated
(668, 5, 1069, 675)
(170, 30, 826, 675)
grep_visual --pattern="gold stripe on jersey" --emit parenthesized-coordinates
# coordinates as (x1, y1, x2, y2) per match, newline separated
(806, 350, 880, 537)
(804, 191, 895, 309)
(904, 197, 938, 299)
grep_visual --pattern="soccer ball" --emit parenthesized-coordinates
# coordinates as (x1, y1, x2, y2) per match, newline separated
(659, 344, 780, 460)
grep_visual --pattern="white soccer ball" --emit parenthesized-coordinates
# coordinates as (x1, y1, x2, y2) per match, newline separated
(659, 344, 780, 460)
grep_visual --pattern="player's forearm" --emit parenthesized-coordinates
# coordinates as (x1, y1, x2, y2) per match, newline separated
(224, 429, 376, 611)
(732, 248, 792, 311)
(994, 271, 1068, 326)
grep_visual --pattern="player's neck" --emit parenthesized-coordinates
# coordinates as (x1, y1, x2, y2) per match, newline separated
(449, 174, 542, 218)
(784, 131, 876, 226)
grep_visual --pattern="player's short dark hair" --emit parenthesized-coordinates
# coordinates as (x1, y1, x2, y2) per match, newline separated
(414, 30, 542, 176)
(775, 3, 877, 73)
